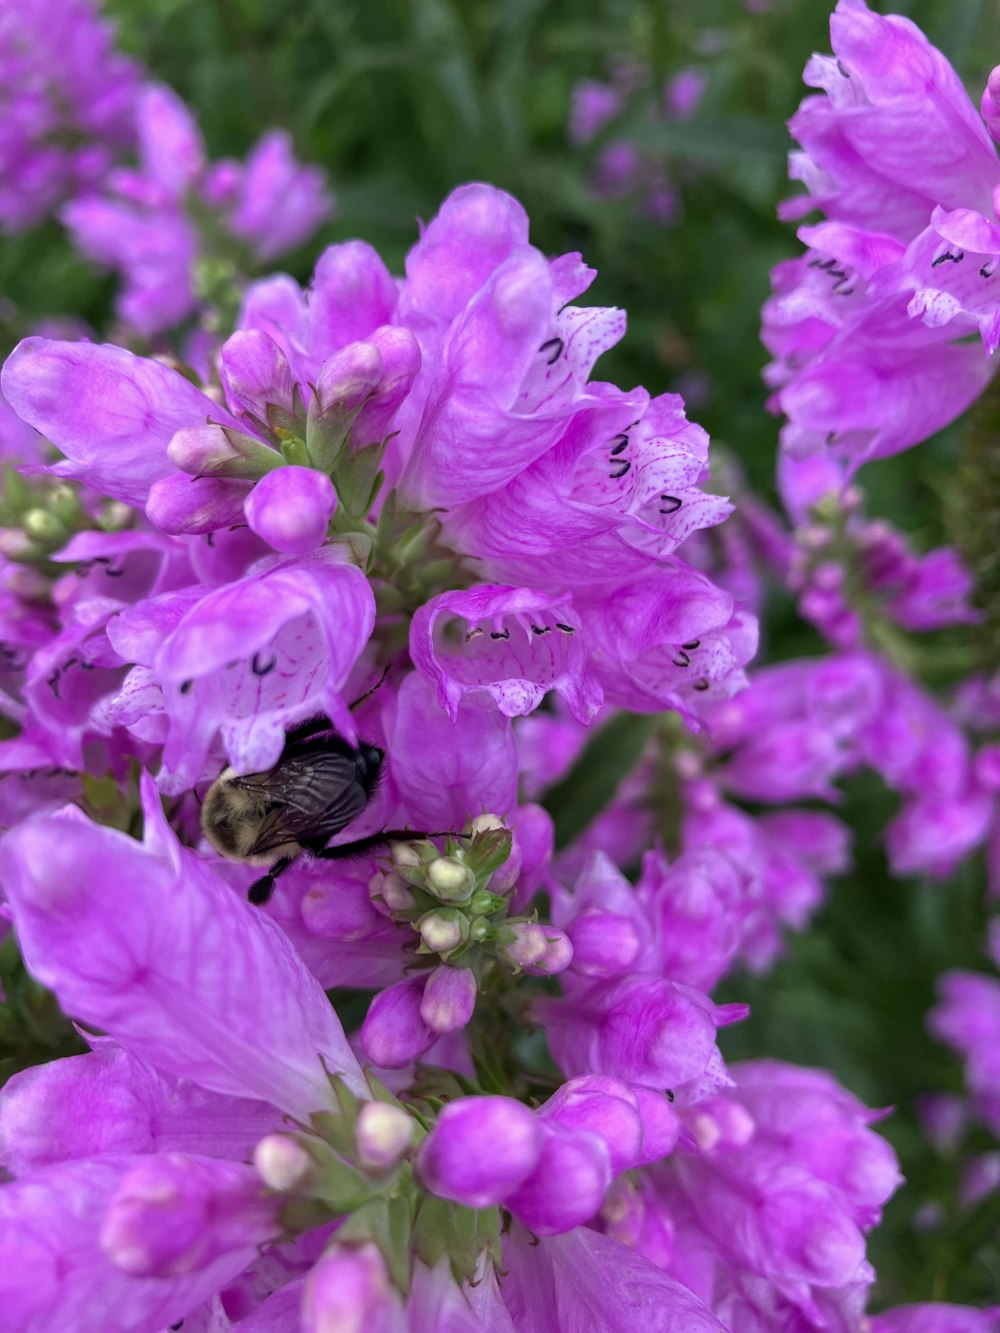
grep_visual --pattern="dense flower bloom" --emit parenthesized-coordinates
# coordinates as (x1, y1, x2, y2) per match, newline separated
(0, 114, 992, 1329)
(63, 83, 332, 336)
(0, 0, 139, 231)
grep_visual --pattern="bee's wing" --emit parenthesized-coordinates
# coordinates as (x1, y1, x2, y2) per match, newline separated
(238, 753, 369, 857)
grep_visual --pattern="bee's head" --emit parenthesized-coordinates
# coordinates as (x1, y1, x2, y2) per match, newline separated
(355, 742, 385, 792)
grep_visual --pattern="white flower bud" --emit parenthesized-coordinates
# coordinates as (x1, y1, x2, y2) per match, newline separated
(254, 1134, 312, 1191)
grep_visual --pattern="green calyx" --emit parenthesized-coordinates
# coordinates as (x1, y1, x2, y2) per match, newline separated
(261, 1073, 501, 1293)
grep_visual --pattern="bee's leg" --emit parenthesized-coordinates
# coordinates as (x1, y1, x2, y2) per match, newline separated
(247, 854, 296, 906)
(311, 830, 469, 862)
(348, 664, 390, 712)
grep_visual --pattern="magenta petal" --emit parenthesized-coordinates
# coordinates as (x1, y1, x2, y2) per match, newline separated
(401, 183, 530, 327)
(360, 978, 435, 1069)
(100, 1154, 278, 1277)
(386, 672, 518, 829)
(0, 1156, 254, 1333)
(220, 329, 296, 424)
(418, 1096, 542, 1207)
(0, 786, 366, 1117)
(503, 1125, 611, 1235)
(137, 84, 205, 194)
(244, 467, 336, 555)
(308, 240, 399, 361)
(501, 1224, 728, 1332)
(0, 1042, 280, 1176)
(411, 585, 602, 723)
(1, 338, 238, 505)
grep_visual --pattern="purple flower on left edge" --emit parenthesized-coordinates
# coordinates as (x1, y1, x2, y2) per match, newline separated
(0, 776, 368, 1331)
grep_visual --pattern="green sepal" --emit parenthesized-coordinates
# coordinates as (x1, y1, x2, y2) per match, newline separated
(335, 1191, 415, 1294)
(465, 828, 513, 885)
(309, 1109, 357, 1158)
(304, 394, 354, 473)
(411, 1197, 501, 1284)
(308, 1146, 378, 1213)
(336, 439, 388, 518)
(278, 435, 311, 469)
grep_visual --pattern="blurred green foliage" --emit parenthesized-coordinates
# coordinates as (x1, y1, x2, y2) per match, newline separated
(2, 0, 998, 1307)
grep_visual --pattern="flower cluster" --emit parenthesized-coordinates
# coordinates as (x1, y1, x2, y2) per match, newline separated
(63, 83, 332, 339)
(0, 1, 998, 1327)
(763, 0, 1000, 476)
(0, 0, 140, 231)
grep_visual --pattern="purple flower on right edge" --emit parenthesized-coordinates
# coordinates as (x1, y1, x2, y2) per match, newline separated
(763, 0, 1000, 476)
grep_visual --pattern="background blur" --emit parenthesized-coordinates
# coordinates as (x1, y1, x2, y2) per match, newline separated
(3, 0, 997, 1308)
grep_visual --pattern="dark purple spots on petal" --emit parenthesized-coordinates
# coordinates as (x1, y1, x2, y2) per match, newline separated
(490, 629, 511, 641)
(555, 622, 575, 635)
(672, 650, 691, 668)
(660, 495, 682, 514)
(251, 653, 277, 677)
(693, 680, 710, 692)
(180, 680, 193, 695)
(682, 640, 700, 651)
(539, 337, 564, 365)
(610, 458, 631, 480)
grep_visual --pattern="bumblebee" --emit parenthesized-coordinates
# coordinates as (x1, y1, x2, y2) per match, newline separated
(201, 714, 414, 905)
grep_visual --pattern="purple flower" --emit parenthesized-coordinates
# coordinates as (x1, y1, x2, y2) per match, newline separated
(0, 1156, 257, 1331)
(0, 775, 367, 1117)
(63, 83, 332, 336)
(105, 549, 375, 792)
(645, 1059, 902, 1327)
(0, 0, 139, 231)
(500, 1225, 727, 1332)
(767, 0, 1000, 473)
(929, 971, 1000, 1135)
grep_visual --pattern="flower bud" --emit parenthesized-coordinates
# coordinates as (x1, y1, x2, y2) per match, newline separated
(100, 1155, 279, 1277)
(504, 1125, 612, 1236)
(220, 328, 296, 423)
(523, 928, 573, 976)
(468, 813, 505, 834)
(302, 1242, 398, 1333)
(360, 978, 434, 1069)
(351, 325, 421, 446)
(419, 965, 477, 1034)
(254, 1134, 313, 1192)
(418, 909, 469, 954)
(146, 473, 251, 535)
(23, 508, 65, 544)
(391, 842, 422, 868)
(541, 1077, 643, 1175)
(426, 856, 475, 902)
(168, 424, 279, 479)
(355, 1101, 414, 1171)
(244, 466, 336, 555)
(369, 869, 415, 914)
(567, 909, 639, 979)
(418, 1096, 542, 1207)
(316, 342, 383, 417)
(502, 921, 547, 967)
